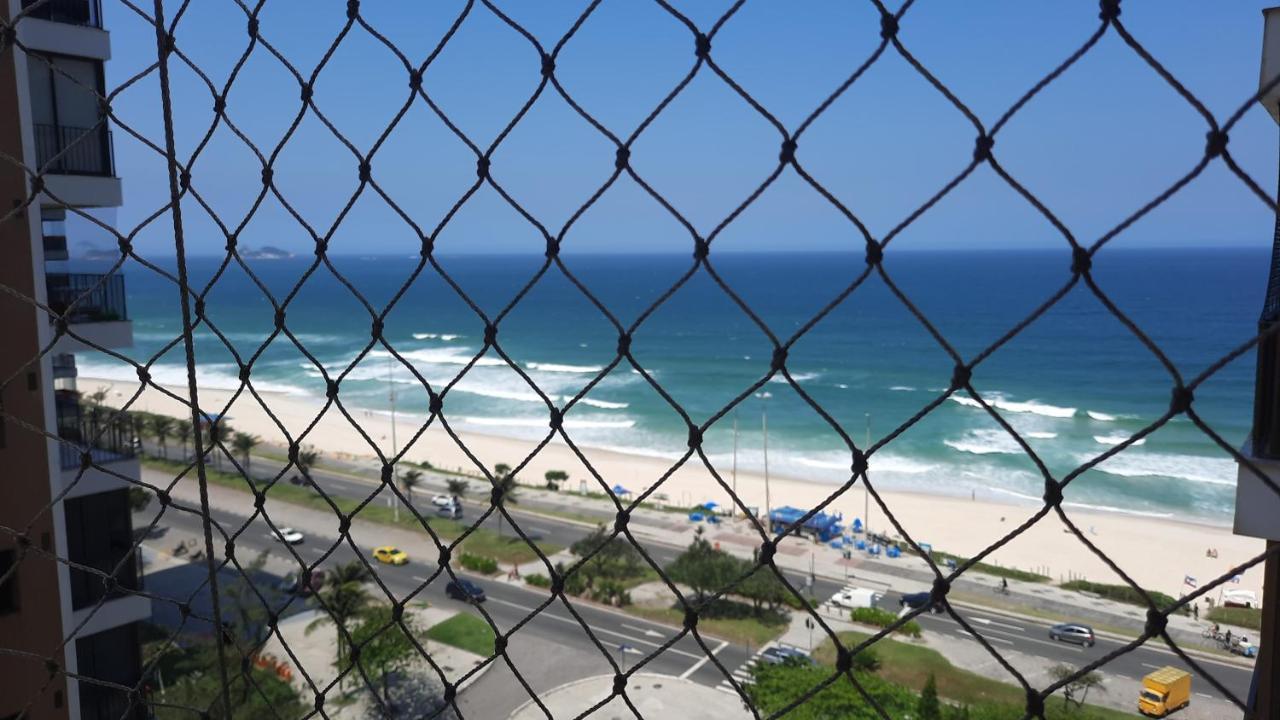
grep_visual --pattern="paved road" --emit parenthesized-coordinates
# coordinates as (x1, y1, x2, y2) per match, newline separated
(146, 450, 1257, 706)
(146, 502, 751, 713)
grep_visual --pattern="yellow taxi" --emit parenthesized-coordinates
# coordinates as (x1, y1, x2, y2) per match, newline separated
(372, 546, 408, 565)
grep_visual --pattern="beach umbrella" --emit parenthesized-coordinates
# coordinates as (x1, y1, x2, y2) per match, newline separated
(702, 501, 719, 510)
(611, 484, 631, 496)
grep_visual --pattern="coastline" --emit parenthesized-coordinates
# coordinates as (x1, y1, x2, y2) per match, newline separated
(83, 376, 1266, 600)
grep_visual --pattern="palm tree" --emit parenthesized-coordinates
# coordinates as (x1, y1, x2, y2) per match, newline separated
(400, 468, 424, 505)
(306, 560, 372, 687)
(206, 420, 232, 469)
(149, 415, 173, 460)
(175, 419, 193, 460)
(231, 432, 260, 476)
(296, 445, 320, 486)
(446, 477, 468, 499)
(494, 473, 520, 537)
(494, 462, 511, 479)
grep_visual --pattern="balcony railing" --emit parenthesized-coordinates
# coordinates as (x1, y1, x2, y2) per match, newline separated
(20, 0, 102, 29)
(46, 271, 127, 323)
(55, 393, 137, 470)
(34, 123, 114, 177)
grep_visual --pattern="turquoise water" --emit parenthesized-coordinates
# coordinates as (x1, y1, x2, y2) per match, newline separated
(78, 248, 1265, 521)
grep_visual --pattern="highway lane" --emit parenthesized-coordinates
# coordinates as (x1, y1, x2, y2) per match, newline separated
(146, 450, 1256, 702)
(144, 503, 750, 696)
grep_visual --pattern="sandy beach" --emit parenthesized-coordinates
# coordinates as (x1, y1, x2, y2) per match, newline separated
(85, 376, 1266, 601)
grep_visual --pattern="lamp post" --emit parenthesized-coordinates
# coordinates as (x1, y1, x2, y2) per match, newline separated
(731, 412, 739, 520)
(864, 412, 871, 537)
(756, 392, 771, 523)
(388, 354, 399, 522)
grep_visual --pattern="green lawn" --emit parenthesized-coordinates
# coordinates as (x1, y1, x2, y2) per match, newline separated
(143, 457, 559, 564)
(1208, 606, 1262, 631)
(813, 631, 1131, 718)
(426, 613, 497, 657)
(625, 605, 788, 648)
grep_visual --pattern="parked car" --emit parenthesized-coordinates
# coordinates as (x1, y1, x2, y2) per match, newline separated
(1048, 623, 1096, 647)
(759, 645, 812, 666)
(446, 578, 486, 603)
(273, 527, 304, 545)
(830, 587, 883, 610)
(278, 569, 328, 597)
(431, 494, 455, 508)
(372, 546, 408, 565)
(899, 591, 944, 614)
(436, 504, 462, 519)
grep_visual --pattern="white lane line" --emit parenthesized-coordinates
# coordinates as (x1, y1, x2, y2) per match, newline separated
(1142, 663, 1162, 670)
(622, 624, 665, 638)
(1195, 692, 1213, 698)
(485, 597, 702, 660)
(412, 575, 431, 583)
(969, 616, 1026, 632)
(958, 629, 1015, 646)
(679, 640, 728, 679)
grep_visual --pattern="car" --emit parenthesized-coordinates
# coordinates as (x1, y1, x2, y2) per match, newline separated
(278, 569, 328, 597)
(1048, 623, 1095, 647)
(759, 645, 812, 666)
(273, 527, 304, 544)
(446, 578, 486, 602)
(436, 503, 462, 519)
(830, 587, 883, 610)
(431, 494, 455, 508)
(900, 591, 944, 614)
(372, 546, 408, 565)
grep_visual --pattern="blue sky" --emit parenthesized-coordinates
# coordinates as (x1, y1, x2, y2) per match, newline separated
(80, 1, 1280, 255)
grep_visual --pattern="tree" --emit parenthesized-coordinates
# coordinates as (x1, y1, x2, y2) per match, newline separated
(175, 419, 194, 460)
(308, 560, 372, 688)
(85, 386, 109, 408)
(206, 421, 233, 469)
(349, 605, 425, 714)
(221, 550, 287, 648)
(231, 432, 260, 476)
(665, 527, 741, 604)
(568, 525, 645, 595)
(128, 486, 152, 513)
(148, 415, 173, 460)
(493, 462, 511, 479)
(739, 564, 791, 615)
(296, 445, 321, 485)
(493, 473, 519, 537)
(363, 670, 457, 720)
(917, 673, 941, 720)
(445, 477, 468, 498)
(1048, 664, 1106, 711)
(544, 469, 568, 490)
(151, 643, 305, 720)
(400, 468, 424, 505)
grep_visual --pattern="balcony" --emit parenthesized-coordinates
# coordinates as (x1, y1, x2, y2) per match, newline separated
(20, 0, 102, 28)
(35, 123, 114, 177)
(55, 391, 137, 471)
(46, 272, 132, 351)
(51, 353, 76, 379)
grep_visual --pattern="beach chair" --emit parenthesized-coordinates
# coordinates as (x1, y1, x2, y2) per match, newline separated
(688, 512, 703, 522)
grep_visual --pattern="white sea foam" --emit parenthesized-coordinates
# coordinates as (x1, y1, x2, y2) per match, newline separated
(461, 416, 635, 429)
(948, 393, 1076, 418)
(526, 362, 605, 374)
(889, 385, 916, 392)
(576, 397, 629, 410)
(413, 333, 438, 340)
(944, 429, 1023, 455)
(78, 359, 312, 396)
(1093, 434, 1145, 447)
(770, 372, 820, 383)
(1085, 452, 1237, 487)
(985, 487, 1174, 518)
(835, 383, 849, 389)
(1025, 431, 1058, 439)
(1087, 410, 1116, 422)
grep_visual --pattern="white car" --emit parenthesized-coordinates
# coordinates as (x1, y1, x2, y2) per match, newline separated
(273, 527, 304, 545)
(830, 587, 882, 610)
(431, 495, 455, 508)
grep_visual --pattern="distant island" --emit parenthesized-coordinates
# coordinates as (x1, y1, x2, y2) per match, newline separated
(241, 245, 295, 260)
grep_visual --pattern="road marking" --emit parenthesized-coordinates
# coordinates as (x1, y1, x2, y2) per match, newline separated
(969, 616, 1025, 632)
(1195, 692, 1213, 698)
(679, 640, 728, 679)
(622, 624, 665, 638)
(485, 597, 703, 659)
(1142, 663, 1162, 670)
(412, 575, 431, 583)
(958, 629, 1015, 646)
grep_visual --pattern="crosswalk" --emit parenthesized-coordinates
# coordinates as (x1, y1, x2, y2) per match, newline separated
(716, 643, 775, 694)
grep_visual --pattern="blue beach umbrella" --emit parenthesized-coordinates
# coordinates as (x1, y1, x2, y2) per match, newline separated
(611, 484, 631, 496)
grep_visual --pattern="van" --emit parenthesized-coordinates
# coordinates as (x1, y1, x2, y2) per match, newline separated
(831, 587, 882, 610)
(1138, 666, 1191, 717)
(1221, 589, 1258, 608)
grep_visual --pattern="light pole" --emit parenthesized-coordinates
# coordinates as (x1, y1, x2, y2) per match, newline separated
(864, 412, 871, 537)
(731, 412, 739, 519)
(757, 392, 771, 523)
(389, 354, 399, 522)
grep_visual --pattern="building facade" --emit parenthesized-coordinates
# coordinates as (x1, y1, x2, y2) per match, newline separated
(1, 2, 146, 718)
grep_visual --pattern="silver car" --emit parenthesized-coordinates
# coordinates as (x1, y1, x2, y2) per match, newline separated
(1048, 622, 1095, 647)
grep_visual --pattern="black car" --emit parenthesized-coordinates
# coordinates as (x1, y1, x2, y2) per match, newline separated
(1048, 623, 1095, 647)
(446, 578, 486, 603)
(900, 591, 944, 614)
(759, 645, 812, 666)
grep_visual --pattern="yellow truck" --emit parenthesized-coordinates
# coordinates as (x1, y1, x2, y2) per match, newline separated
(1138, 666, 1191, 717)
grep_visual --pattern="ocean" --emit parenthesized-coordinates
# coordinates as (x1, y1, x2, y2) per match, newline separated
(73, 248, 1265, 522)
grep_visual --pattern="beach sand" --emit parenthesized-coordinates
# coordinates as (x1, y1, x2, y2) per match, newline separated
(85, 376, 1266, 600)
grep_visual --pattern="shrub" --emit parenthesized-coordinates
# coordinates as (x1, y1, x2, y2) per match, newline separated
(1208, 606, 1262, 631)
(458, 553, 498, 575)
(524, 573, 552, 589)
(1062, 580, 1185, 613)
(851, 607, 922, 638)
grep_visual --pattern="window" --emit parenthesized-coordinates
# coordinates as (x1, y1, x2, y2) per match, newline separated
(25, 53, 113, 176)
(76, 623, 143, 720)
(64, 490, 137, 610)
(0, 549, 17, 614)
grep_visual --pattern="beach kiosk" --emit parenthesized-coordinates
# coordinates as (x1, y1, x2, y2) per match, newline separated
(768, 506, 843, 543)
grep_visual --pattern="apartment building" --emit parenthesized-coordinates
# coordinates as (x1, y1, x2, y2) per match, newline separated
(1, 2, 146, 719)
